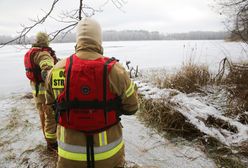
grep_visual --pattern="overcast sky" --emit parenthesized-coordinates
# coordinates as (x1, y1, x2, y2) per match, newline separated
(0, 0, 226, 36)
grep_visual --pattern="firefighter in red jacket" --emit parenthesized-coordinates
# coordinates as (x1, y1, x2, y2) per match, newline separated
(24, 32, 58, 150)
(45, 18, 139, 167)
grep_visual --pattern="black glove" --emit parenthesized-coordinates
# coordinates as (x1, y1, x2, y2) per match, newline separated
(41, 70, 48, 81)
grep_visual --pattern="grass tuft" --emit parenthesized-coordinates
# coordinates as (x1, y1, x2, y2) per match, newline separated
(217, 60, 248, 118)
(152, 60, 212, 93)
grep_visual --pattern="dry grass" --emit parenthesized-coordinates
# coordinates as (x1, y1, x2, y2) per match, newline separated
(206, 116, 238, 133)
(217, 60, 248, 118)
(20, 144, 57, 168)
(137, 92, 248, 167)
(6, 107, 20, 130)
(138, 95, 248, 167)
(199, 137, 248, 168)
(137, 59, 248, 167)
(138, 93, 248, 168)
(239, 141, 248, 156)
(21, 92, 33, 99)
(238, 113, 248, 125)
(213, 155, 246, 168)
(138, 96, 201, 138)
(4, 153, 16, 161)
(153, 61, 211, 93)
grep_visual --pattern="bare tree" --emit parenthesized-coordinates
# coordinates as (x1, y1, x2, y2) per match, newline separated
(0, 0, 127, 47)
(215, 0, 248, 43)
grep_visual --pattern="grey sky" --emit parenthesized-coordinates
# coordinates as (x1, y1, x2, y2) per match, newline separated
(0, 0, 226, 36)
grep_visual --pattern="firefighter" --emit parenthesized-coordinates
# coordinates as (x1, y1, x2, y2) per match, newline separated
(45, 18, 139, 168)
(24, 32, 58, 150)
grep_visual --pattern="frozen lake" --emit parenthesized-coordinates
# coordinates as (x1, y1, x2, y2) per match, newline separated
(0, 40, 247, 96)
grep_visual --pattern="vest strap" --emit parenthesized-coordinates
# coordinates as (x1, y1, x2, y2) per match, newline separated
(56, 99, 121, 112)
(103, 57, 116, 124)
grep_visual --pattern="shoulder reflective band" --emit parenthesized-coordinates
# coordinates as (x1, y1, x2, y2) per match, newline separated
(125, 81, 135, 98)
(52, 69, 65, 89)
(45, 132, 57, 139)
(58, 137, 124, 161)
(39, 60, 54, 68)
(99, 131, 108, 146)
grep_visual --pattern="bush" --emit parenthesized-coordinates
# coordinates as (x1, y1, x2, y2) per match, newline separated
(155, 61, 211, 93)
(217, 59, 248, 117)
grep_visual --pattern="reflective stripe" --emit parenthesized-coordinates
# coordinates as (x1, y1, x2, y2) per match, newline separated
(99, 131, 108, 146)
(39, 60, 54, 68)
(59, 147, 86, 161)
(58, 137, 124, 161)
(60, 126, 65, 143)
(125, 81, 135, 98)
(53, 90, 57, 99)
(52, 69, 65, 89)
(59, 136, 122, 154)
(32, 90, 46, 95)
(53, 89, 62, 99)
(31, 84, 46, 95)
(45, 132, 56, 139)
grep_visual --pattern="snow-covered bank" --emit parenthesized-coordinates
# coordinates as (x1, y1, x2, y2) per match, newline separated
(0, 94, 215, 168)
(137, 80, 248, 147)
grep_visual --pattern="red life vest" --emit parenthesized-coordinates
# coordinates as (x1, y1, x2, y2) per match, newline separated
(24, 47, 58, 82)
(56, 54, 121, 134)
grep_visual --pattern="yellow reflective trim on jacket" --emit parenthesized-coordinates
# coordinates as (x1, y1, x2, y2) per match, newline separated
(52, 69, 65, 89)
(53, 90, 57, 99)
(104, 131, 108, 146)
(99, 131, 108, 147)
(32, 90, 46, 95)
(125, 81, 135, 98)
(45, 132, 56, 139)
(60, 126, 65, 143)
(31, 84, 46, 95)
(39, 60, 54, 68)
(53, 89, 62, 99)
(58, 140, 124, 161)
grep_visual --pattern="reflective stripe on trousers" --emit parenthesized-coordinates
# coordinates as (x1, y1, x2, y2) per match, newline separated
(45, 132, 57, 139)
(58, 127, 124, 161)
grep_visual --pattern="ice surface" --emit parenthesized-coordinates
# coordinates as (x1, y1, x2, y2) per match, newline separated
(0, 40, 247, 97)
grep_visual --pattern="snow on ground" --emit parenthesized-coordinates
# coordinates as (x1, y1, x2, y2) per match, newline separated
(122, 116, 215, 168)
(137, 80, 248, 147)
(0, 94, 57, 168)
(0, 93, 215, 168)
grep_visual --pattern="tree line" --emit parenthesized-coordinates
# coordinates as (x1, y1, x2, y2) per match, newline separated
(0, 30, 230, 44)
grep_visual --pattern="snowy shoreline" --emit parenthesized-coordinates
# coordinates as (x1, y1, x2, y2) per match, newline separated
(0, 93, 215, 168)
